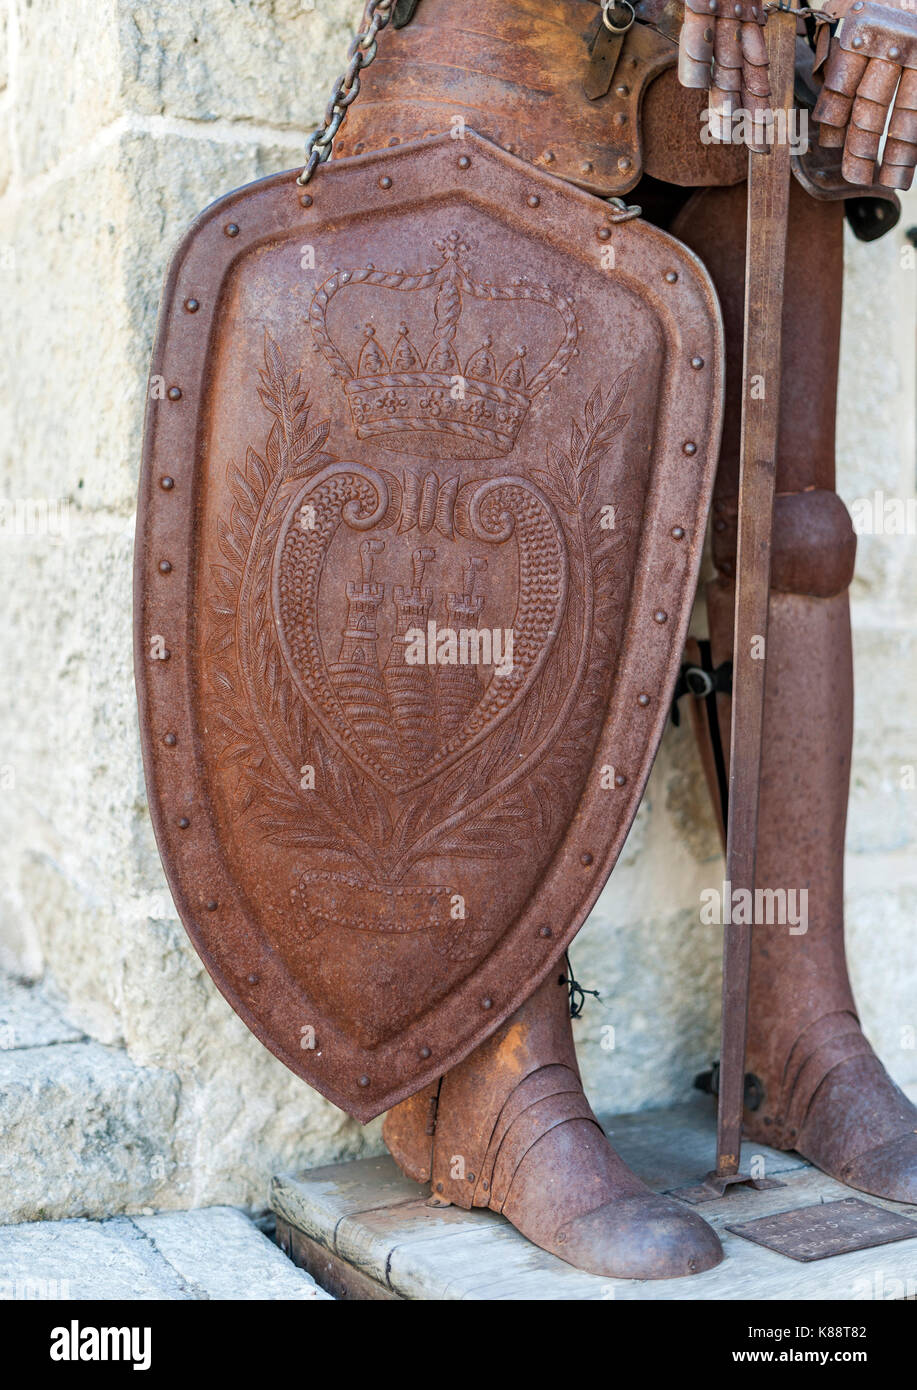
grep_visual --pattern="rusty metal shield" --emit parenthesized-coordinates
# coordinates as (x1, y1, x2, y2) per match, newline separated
(135, 131, 723, 1121)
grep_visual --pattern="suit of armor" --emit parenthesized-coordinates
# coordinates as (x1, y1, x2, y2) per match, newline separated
(334, 0, 917, 1278)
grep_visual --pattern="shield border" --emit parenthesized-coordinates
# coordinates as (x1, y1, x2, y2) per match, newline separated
(135, 131, 723, 1121)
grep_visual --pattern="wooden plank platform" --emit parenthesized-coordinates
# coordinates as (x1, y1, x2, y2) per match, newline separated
(272, 1096, 917, 1300)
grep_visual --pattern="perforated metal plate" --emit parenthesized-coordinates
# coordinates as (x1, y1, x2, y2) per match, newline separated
(727, 1197, 917, 1262)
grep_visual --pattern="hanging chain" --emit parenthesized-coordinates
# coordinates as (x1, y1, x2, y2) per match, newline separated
(298, 0, 396, 186)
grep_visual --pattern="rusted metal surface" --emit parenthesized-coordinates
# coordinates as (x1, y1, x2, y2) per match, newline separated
(676, 178, 917, 1209)
(135, 130, 723, 1123)
(814, 0, 917, 190)
(726, 1198, 917, 1262)
(338, 0, 679, 195)
(713, 1, 798, 1189)
(386, 971, 724, 1278)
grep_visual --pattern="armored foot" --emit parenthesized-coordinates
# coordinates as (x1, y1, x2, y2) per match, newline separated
(383, 972, 723, 1279)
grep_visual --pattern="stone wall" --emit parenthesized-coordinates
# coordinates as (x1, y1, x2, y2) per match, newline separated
(0, 0, 914, 1217)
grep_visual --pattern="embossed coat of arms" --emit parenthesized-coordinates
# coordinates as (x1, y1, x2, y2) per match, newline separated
(135, 132, 723, 1118)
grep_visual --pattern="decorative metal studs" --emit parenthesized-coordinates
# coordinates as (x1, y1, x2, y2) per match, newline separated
(178, 817, 190, 829)
(691, 355, 705, 369)
(167, 386, 182, 401)
(184, 298, 200, 314)
(527, 194, 541, 208)
(206, 899, 218, 912)
(638, 693, 650, 707)
(378, 175, 393, 189)
(247, 973, 259, 985)
(163, 733, 177, 747)
(358, 1075, 370, 1087)
(665, 271, 678, 284)
(419, 1046, 431, 1059)
(671, 526, 685, 540)
(581, 851, 594, 866)
(300, 194, 313, 208)
(683, 441, 698, 456)
(457, 155, 471, 169)
(158, 560, 172, 574)
(482, 997, 493, 1010)
(160, 476, 175, 490)
(654, 609, 668, 623)
(539, 925, 553, 938)
(224, 223, 240, 237)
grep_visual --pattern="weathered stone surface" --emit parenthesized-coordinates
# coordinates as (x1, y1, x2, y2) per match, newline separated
(0, 1037, 179, 1224)
(132, 1206, 332, 1299)
(0, 972, 83, 1051)
(0, 1208, 331, 1299)
(117, 0, 360, 132)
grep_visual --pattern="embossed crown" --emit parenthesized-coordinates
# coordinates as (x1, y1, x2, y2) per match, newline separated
(309, 232, 579, 461)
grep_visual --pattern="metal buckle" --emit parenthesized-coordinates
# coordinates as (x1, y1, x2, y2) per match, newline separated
(602, 0, 636, 33)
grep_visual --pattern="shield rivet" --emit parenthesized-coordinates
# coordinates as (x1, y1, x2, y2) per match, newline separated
(160, 476, 175, 490)
(300, 194, 313, 208)
(683, 440, 698, 456)
(615, 84, 629, 97)
(617, 156, 632, 172)
(358, 1075, 371, 1087)
(597, 227, 612, 241)
(379, 176, 393, 190)
(671, 526, 685, 539)
(178, 817, 190, 829)
(458, 155, 471, 169)
(167, 386, 182, 401)
(889, 46, 901, 59)
(419, 1046, 431, 1059)
(206, 900, 218, 912)
(615, 772, 627, 787)
(654, 609, 668, 623)
(467, 1172, 476, 1183)
(665, 271, 678, 284)
(581, 852, 594, 866)
(184, 298, 199, 313)
(247, 973, 259, 985)
(225, 223, 240, 237)
(638, 693, 650, 706)
(527, 194, 540, 208)
(539, 925, 553, 938)
(163, 733, 177, 747)
(482, 997, 493, 1010)
(691, 355, 705, 369)
(159, 560, 172, 574)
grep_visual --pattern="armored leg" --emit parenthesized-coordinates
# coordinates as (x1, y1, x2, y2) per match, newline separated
(676, 181, 917, 1201)
(384, 971, 723, 1278)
